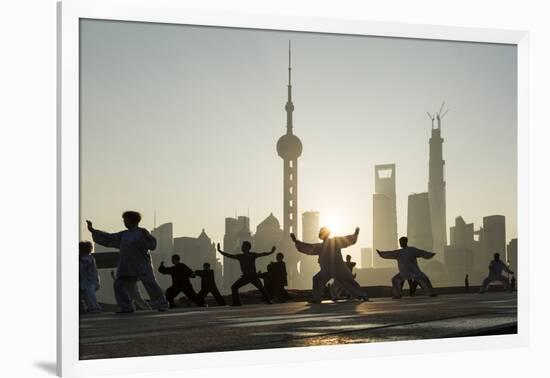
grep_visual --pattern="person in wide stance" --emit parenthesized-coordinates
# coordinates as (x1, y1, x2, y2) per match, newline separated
(479, 253, 513, 294)
(377, 236, 437, 299)
(87, 211, 169, 313)
(159, 254, 205, 308)
(217, 241, 274, 306)
(291, 227, 369, 304)
(195, 263, 226, 306)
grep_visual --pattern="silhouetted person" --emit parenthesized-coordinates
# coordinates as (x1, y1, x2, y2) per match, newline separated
(377, 236, 437, 299)
(110, 270, 151, 310)
(159, 255, 204, 308)
(79, 241, 101, 313)
(217, 241, 274, 306)
(266, 253, 290, 303)
(479, 253, 513, 293)
(87, 211, 168, 313)
(195, 263, 226, 306)
(465, 274, 470, 293)
(292, 227, 369, 304)
(510, 274, 516, 292)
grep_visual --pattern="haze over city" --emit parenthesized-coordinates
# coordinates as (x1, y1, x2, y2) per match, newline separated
(79, 19, 517, 263)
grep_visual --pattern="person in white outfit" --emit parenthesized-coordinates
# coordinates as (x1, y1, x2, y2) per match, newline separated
(87, 211, 168, 313)
(79, 241, 101, 313)
(110, 270, 151, 310)
(479, 253, 513, 293)
(291, 227, 369, 304)
(377, 236, 437, 299)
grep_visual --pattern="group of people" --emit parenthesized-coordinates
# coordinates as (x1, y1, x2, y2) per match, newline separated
(79, 210, 516, 314)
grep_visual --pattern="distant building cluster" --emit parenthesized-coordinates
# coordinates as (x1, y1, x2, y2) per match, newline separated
(365, 105, 517, 285)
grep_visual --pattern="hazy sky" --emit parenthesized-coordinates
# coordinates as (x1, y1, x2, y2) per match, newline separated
(80, 19, 517, 263)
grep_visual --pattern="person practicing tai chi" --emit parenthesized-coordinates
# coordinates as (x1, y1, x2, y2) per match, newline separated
(479, 253, 513, 294)
(110, 270, 151, 310)
(377, 236, 437, 299)
(217, 241, 274, 306)
(263, 253, 290, 303)
(159, 255, 205, 308)
(79, 241, 101, 313)
(86, 211, 169, 313)
(195, 263, 226, 306)
(291, 226, 369, 304)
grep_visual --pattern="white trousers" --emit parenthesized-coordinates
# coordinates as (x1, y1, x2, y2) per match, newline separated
(391, 273, 433, 298)
(312, 264, 367, 302)
(114, 265, 167, 312)
(79, 282, 100, 311)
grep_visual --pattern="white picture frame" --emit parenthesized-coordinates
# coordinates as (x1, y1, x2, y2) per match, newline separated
(57, 0, 529, 376)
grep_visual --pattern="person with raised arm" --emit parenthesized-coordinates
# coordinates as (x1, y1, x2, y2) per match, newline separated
(217, 241, 274, 306)
(377, 236, 437, 299)
(291, 226, 369, 304)
(159, 254, 204, 308)
(86, 211, 168, 313)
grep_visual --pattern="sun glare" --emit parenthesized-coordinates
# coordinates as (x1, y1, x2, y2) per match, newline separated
(321, 214, 344, 235)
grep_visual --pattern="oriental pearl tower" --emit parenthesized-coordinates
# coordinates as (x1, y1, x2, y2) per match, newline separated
(277, 41, 303, 287)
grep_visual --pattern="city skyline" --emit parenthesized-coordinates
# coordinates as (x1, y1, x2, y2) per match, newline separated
(80, 19, 517, 264)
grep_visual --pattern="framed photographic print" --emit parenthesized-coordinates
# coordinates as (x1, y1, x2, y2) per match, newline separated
(57, 0, 529, 376)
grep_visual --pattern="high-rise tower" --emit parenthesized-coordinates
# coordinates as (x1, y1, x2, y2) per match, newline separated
(428, 105, 449, 262)
(372, 164, 398, 268)
(276, 41, 303, 287)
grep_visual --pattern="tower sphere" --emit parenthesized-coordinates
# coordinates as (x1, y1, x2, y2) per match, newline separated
(277, 133, 303, 159)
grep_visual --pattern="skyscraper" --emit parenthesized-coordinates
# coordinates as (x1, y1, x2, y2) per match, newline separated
(428, 112, 448, 262)
(173, 229, 219, 291)
(302, 211, 319, 243)
(253, 213, 283, 273)
(372, 164, 398, 268)
(482, 215, 506, 264)
(151, 223, 174, 261)
(361, 247, 373, 268)
(445, 216, 475, 283)
(407, 192, 433, 252)
(507, 238, 518, 275)
(276, 42, 303, 287)
(151, 222, 174, 289)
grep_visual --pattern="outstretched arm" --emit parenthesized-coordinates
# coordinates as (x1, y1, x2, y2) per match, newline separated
(334, 227, 360, 249)
(256, 246, 276, 257)
(87, 220, 123, 249)
(217, 243, 237, 259)
(377, 249, 400, 259)
(158, 261, 173, 275)
(415, 248, 436, 259)
(291, 233, 321, 256)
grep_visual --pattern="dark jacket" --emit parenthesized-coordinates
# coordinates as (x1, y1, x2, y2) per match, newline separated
(159, 262, 194, 287)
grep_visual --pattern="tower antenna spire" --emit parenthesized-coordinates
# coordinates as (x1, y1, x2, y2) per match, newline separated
(285, 40, 294, 134)
(288, 40, 292, 86)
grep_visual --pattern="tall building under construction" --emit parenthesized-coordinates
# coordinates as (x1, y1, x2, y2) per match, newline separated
(428, 110, 448, 262)
(407, 192, 433, 252)
(372, 164, 398, 268)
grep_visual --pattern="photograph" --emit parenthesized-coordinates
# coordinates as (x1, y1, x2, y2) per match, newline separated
(77, 18, 518, 360)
